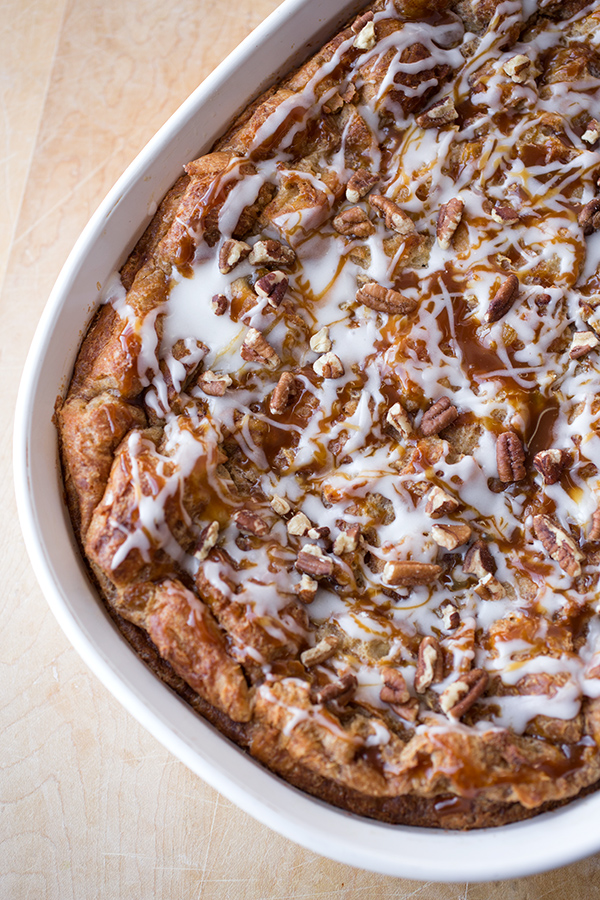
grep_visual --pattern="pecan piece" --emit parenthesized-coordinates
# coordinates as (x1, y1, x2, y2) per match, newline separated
(194, 521, 219, 560)
(582, 118, 600, 145)
(570, 330, 599, 359)
(414, 636, 444, 693)
(353, 20, 375, 50)
(295, 574, 318, 603)
(351, 10, 373, 33)
(440, 669, 489, 719)
(255, 270, 288, 307)
(233, 509, 270, 537)
(296, 544, 334, 578)
(312, 672, 357, 706)
(463, 540, 496, 578)
(333, 524, 361, 555)
(441, 602, 460, 630)
(533, 448, 570, 485)
(211, 293, 228, 316)
(386, 402, 413, 437)
(486, 274, 520, 323)
(533, 515, 584, 577)
(425, 485, 460, 519)
(333, 206, 375, 238)
(420, 396, 458, 436)
(578, 198, 600, 236)
(309, 327, 331, 353)
(249, 239, 296, 267)
(346, 169, 379, 203)
(431, 523, 472, 550)
(240, 328, 280, 369)
(301, 635, 340, 667)
(382, 560, 442, 586)
(496, 431, 526, 482)
(270, 494, 291, 516)
(313, 352, 344, 379)
(356, 282, 418, 315)
(490, 205, 520, 224)
(323, 91, 344, 114)
(369, 195, 416, 236)
(415, 96, 458, 129)
(218, 239, 250, 274)
(196, 370, 232, 397)
(437, 197, 464, 250)
(502, 54, 536, 83)
(269, 371, 297, 415)
(589, 509, 600, 543)
(287, 512, 312, 536)
(380, 668, 410, 705)
(474, 573, 505, 601)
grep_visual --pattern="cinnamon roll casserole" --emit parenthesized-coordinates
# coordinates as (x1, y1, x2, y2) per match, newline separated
(58, 0, 600, 828)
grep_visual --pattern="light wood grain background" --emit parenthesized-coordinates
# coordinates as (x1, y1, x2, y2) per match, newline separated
(3, 1, 600, 896)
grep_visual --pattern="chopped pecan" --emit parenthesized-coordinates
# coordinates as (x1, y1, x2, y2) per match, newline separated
(196, 370, 232, 396)
(437, 197, 464, 250)
(269, 371, 297, 415)
(351, 10, 373, 33)
(353, 20, 375, 50)
(333, 524, 361, 555)
(333, 206, 375, 238)
(415, 96, 458, 129)
(218, 239, 251, 274)
(308, 526, 331, 543)
(420, 396, 458, 436)
(414, 636, 444, 693)
(301, 635, 340, 667)
(578, 198, 600, 236)
(533, 448, 570, 485)
(535, 292, 551, 313)
(425, 485, 460, 519)
(463, 540, 496, 578)
(356, 282, 418, 315)
(312, 672, 357, 706)
(309, 327, 332, 353)
(323, 91, 344, 114)
(382, 560, 442, 586)
(474, 573, 505, 601)
(486, 274, 520, 323)
(346, 169, 379, 204)
(570, 330, 599, 359)
(582, 118, 600, 145)
(380, 668, 410, 705)
(313, 352, 344, 378)
(287, 512, 312, 536)
(392, 698, 419, 723)
(249, 239, 296, 267)
(589, 509, 600, 542)
(441, 602, 460, 630)
(502, 54, 536, 83)
(255, 270, 288, 307)
(270, 494, 291, 516)
(211, 293, 228, 316)
(440, 669, 489, 719)
(386, 402, 413, 437)
(431, 523, 472, 550)
(496, 431, 526, 482)
(194, 521, 219, 560)
(490, 205, 520, 224)
(233, 509, 270, 537)
(533, 515, 584, 577)
(240, 328, 280, 369)
(295, 573, 318, 603)
(296, 544, 334, 578)
(369, 195, 416, 236)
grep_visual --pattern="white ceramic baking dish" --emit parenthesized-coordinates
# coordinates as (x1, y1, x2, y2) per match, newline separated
(14, 0, 600, 881)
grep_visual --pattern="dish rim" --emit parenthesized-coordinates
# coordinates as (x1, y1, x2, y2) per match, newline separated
(13, 0, 600, 882)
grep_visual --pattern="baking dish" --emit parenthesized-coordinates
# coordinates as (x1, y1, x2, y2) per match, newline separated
(14, 0, 600, 881)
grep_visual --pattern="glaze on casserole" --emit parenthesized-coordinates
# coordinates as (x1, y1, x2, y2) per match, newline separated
(59, 0, 600, 828)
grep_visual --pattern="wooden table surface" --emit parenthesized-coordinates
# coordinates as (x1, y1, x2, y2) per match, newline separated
(3, 1, 600, 896)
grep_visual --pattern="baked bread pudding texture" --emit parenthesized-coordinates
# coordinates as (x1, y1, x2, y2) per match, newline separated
(58, 0, 600, 828)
